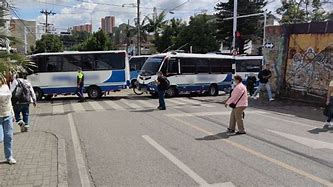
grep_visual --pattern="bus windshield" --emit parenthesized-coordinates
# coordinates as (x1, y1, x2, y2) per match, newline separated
(140, 56, 165, 76)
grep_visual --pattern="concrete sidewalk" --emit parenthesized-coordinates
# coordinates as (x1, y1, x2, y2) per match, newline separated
(0, 108, 68, 187)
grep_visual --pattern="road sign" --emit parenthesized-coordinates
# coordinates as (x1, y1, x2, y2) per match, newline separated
(264, 42, 274, 49)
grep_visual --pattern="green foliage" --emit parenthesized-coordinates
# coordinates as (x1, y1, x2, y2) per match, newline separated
(77, 30, 113, 51)
(276, 0, 328, 24)
(175, 14, 219, 53)
(60, 31, 91, 50)
(33, 34, 63, 53)
(215, 0, 267, 47)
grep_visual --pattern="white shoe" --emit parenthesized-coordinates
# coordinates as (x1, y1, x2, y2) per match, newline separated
(324, 122, 332, 128)
(269, 98, 275, 102)
(7, 158, 16, 165)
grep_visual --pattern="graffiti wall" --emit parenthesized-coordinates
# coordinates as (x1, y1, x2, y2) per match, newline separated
(285, 34, 333, 96)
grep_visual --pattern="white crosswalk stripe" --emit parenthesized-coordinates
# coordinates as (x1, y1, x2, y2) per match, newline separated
(104, 100, 126, 111)
(50, 97, 217, 113)
(120, 99, 143, 109)
(174, 98, 215, 108)
(136, 100, 156, 108)
(89, 101, 105, 111)
(52, 102, 64, 114)
(71, 102, 85, 112)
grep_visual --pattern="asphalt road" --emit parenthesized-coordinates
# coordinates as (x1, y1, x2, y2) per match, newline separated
(33, 91, 333, 187)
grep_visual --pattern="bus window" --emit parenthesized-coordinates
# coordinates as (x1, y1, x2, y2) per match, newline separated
(141, 57, 165, 75)
(236, 59, 262, 72)
(129, 57, 147, 71)
(180, 58, 196, 74)
(45, 55, 62, 72)
(210, 59, 233, 74)
(62, 55, 82, 72)
(94, 53, 125, 70)
(81, 54, 94, 71)
(167, 58, 179, 75)
(196, 58, 210, 74)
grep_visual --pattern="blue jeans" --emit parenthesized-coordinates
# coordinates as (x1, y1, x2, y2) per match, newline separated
(327, 97, 333, 122)
(253, 83, 273, 100)
(14, 104, 30, 127)
(158, 89, 166, 108)
(76, 86, 84, 100)
(0, 115, 14, 160)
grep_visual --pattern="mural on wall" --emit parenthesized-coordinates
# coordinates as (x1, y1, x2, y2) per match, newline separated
(286, 34, 333, 97)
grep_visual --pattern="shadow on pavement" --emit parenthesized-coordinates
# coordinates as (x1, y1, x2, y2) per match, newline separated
(195, 132, 230, 141)
(308, 125, 333, 134)
(0, 160, 8, 165)
(131, 109, 155, 113)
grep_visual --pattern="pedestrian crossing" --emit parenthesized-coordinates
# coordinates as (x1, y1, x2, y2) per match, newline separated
(46, 97, 220, 115)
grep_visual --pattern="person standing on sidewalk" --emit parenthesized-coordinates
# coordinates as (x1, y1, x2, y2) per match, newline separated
(76, 67, 85, 102)
(155, 71, 168, 110)
(225, 75, 248, 135)
(0, 76, 16, 164)
(325, 80, 333, 128)
(10, 74, 37, 132)
(252, 64, 274, 101)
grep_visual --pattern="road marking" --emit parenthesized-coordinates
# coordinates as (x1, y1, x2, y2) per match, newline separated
(120, 99, 142, 109)
(166, 111, 267, 117)
(142, 135, 235, 187)
(71, 102, 85, 112)
(136, 100, 156, 108)
(67, 114, 91, 187)
(267, 129, 333, 150)
(167, 99, 187, 105)
(88, 101, 105, 111)
(52, 102, 64, 114)
(170, 116, 333, 187)
(175, 98, 215, 108)
(254, 112, 316, 128)
(104, 100, 125, 111)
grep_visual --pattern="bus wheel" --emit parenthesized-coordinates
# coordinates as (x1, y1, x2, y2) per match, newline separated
(45, 95, 53, 100)
(34, 88, 44, 101)
(165, 86, 178, 98)
(208, 84, 218, 96)
(87, 86, 102, 99)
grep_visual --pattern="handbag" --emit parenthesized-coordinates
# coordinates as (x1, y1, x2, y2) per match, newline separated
(229, 91, 245, 109)
(324, 105, 330, 117)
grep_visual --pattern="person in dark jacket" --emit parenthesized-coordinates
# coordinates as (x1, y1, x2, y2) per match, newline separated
(252, 64, 274, 101)
(155, 71, 167, 110)
(246, 73, 257, 96)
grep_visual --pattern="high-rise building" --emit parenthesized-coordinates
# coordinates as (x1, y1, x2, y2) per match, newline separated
(101, 16, 115, 33)
(72, 24, 92, 33)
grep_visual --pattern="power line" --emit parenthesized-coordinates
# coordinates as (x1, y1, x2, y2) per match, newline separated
(40, 9, 56, 33)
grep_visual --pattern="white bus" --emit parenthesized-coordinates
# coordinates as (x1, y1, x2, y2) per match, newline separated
(235, 55, 263, 85)
(28, 51, 130, 100)
(137, 52, 235, 97)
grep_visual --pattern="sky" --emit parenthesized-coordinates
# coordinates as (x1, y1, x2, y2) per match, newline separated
(7, 0, 331, 34)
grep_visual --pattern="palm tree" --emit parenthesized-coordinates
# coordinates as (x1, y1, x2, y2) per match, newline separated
(0, 6, 34, 80)
(143, 11, 167, 37)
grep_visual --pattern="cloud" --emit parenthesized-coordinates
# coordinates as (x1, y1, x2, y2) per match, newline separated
(10, 0, 287, 33)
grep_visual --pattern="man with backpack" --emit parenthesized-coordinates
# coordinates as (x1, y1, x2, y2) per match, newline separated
(10, 74, 37, 132)
(155, 71, 169, 110)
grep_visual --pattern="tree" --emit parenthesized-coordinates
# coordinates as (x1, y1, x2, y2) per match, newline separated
(144, 11, 167, 39)
(77, 30, 113, 51)
(60, 31, 91, 50)
(0, 6, 34, 79)
(175, 14, 219, 53)
(215, 0, 267, 48)
(154, 18, 186, 52)
(276, 0, 328, 24)
(328, 12, 333, 20)
(33, 34, 63, 53)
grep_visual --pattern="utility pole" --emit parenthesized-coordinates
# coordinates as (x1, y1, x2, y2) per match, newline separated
(137, 0, 141, 56)
(232, 0, 238, 50)
(40, 9, 56, 33)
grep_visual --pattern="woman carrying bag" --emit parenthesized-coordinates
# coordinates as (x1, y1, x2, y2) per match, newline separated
(324, 80, 333, 128)
(225, 75, 248, 135)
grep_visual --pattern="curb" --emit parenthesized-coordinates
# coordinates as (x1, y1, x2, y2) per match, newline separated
(57, 137, 68, 187)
